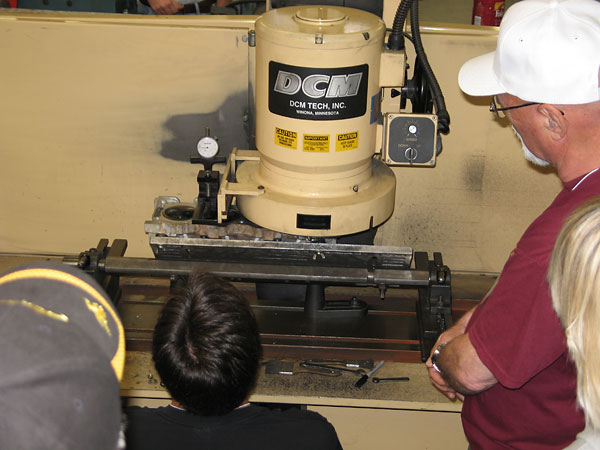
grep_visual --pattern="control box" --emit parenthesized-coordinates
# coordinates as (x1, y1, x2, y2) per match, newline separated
(383, 113, 438, 166)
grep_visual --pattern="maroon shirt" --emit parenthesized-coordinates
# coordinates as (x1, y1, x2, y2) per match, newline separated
(462, 170, 600, 449)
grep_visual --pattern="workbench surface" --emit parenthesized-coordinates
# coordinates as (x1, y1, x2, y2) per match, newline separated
(121, 351, 462, 412)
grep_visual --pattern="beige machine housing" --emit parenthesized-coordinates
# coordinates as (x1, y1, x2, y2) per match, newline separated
(232, 6, 397, 237)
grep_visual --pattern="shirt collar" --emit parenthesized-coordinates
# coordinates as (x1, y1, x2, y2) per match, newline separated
(564, 168, 600, 191)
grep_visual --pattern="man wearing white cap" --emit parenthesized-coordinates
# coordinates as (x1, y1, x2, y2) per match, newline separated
(425, 0, 600, 448)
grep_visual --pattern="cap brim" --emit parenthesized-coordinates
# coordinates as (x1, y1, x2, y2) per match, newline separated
(0, 262, 125, 381)
(458, 51, 505, 97)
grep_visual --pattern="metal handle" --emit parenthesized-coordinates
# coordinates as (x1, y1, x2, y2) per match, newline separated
(372, 377, 410, 383)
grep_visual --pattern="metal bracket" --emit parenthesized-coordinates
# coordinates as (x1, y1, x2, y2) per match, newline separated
(77, 239, 127, 305)
(217, 147, 263, 223)
(414, 251, 453, 361)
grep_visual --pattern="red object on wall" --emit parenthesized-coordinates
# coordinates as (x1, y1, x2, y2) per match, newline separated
(8, 0, 17, 6)
(472, 0, 505, 26)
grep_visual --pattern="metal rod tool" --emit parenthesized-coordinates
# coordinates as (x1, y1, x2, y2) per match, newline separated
(355, 360, 385, 388)
(372, 377, 410, 383)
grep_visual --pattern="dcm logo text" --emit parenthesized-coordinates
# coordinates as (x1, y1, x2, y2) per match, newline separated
(273, 70, 363, 99)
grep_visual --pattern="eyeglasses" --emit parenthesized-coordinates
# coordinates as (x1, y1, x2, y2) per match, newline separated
(489, 96, 540, 119)
(489, 96, 565, 119)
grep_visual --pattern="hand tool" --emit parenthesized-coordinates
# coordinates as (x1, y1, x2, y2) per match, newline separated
(372, 376, 410, 383)
(305, 359, 374, 369)
(299, 361, 365, 375)
(355, 360, 385, 388)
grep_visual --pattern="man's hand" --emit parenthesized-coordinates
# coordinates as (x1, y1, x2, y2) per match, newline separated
(426, 360, 464, 400)
(148, 0, 181, 14)
(425, 326, 465, 401)
(427, 331, 497, 400)
(424, 306, 476, 400)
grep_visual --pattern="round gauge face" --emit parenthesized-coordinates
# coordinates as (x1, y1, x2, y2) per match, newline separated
(197, 136, 219, 158)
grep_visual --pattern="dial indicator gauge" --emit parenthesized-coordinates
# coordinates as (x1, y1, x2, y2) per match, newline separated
(197, 136, 219, 158)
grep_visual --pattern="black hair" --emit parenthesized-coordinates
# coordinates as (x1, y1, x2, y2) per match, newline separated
(152, 272, 262, 416)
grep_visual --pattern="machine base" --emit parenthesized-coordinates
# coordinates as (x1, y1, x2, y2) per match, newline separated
(235, 158, 396, 237)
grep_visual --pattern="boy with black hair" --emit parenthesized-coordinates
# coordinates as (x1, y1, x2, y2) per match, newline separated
(126, 272, 342, 450)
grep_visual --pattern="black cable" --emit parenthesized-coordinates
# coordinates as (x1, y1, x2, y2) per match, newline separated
(387, 0, 414, 51)
(409, 0, 450, 134)
(386, 29, 414, 44)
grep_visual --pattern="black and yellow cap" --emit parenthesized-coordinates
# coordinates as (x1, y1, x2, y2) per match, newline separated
(0, 262, 126, 450)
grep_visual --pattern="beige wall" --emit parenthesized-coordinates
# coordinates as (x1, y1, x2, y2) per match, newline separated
(0, 12, 253, 256)
(0, 10, 562, 273)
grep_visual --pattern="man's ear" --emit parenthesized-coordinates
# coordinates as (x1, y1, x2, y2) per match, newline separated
(538, 104, 567, 141)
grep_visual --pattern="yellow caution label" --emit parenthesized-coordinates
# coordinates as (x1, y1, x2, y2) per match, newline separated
(303, 134, 330, 153)
(336, 131, 359, 152)
(275, 127, 297, 150)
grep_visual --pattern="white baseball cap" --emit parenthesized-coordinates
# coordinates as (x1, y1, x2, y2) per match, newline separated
(458, 0, 600, 105)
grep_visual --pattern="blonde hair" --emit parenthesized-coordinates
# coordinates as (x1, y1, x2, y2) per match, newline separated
(549, 196, 600, 430)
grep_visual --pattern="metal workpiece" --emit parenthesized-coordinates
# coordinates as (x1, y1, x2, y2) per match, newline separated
(147, 233, 413, 270)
